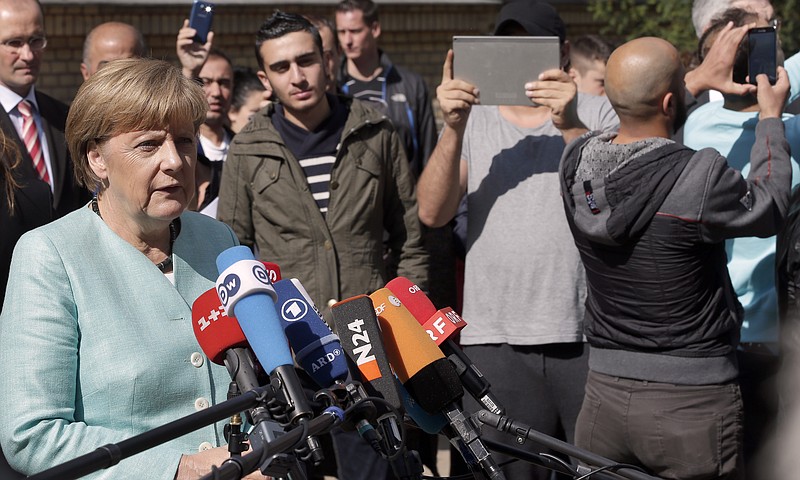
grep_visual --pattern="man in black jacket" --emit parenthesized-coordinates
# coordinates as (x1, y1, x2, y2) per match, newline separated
(560, 36, 791, 479)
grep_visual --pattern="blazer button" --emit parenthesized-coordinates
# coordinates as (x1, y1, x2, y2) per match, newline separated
(190, 352, 204, 368)
(270, 172, 277, 179)
(194, 397, 210, 411)
(198, 442, 214, 452)
(330, 180, 339, 190)
(324, 240, 332, 251)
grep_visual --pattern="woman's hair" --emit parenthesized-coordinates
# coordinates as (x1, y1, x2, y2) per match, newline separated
(1, 129, 22, 214)
(66, 57, 207, 191)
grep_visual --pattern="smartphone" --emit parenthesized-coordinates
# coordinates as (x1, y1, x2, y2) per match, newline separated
(189, 0, 215, 44)
(747, 26, 777, 85)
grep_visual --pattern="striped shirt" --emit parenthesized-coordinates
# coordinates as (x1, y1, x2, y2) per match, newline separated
(271, 94, 347, 215)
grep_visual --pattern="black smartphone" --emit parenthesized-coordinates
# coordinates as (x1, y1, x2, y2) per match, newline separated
(747, 26, 777, 85)
(189, 0, 215, 44)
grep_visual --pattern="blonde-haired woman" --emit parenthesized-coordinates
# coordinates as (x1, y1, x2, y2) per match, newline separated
(0, 58, 264, 479)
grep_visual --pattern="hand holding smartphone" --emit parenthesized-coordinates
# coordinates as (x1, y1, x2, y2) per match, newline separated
(748, 25, 777, 85)
(189, 0, 215, 44)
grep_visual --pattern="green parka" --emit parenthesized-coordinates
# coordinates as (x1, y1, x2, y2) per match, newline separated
(217, 96, 430, 319)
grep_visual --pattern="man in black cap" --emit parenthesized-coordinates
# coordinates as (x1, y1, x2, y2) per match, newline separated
(417, 1, 619, 477)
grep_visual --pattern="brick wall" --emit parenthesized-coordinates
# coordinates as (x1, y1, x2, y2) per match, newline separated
(38, 3, 601, 105)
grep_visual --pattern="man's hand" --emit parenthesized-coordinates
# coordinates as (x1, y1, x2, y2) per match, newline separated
(685, 21, 758, 98)
(525, 69, 588, 142)
(436, 49, 479, 133)
(176, 19, 214, 79)
(757, 66, 790, 119)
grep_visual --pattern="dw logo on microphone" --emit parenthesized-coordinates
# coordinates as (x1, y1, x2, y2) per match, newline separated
(252, 264, 272, 286)
(217, 274, 240, 307)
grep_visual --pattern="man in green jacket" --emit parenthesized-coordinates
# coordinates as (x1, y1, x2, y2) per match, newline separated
(217, 11, 429, 479)
(217, 10, 428, 324)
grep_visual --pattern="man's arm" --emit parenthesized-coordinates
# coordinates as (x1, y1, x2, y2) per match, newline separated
(176, 18, 214, 79)
(217, 143, 255, 249)
(417, 49, 476, 228)
(702, 68, 792, 242)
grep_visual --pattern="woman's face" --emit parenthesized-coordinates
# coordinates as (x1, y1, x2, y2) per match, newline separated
(88, 120, 197, 226)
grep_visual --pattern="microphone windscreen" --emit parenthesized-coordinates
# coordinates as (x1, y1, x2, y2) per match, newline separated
(330, 294, 402, 410)
(262, 261, 282, 282)
(273, 278, 349, 387)
(370, 288, 463, 414)
(216, 246, 292, 374)
(192, 287, 247, 365)
(385, 277, 436, 320)
(398, 379, 449, 434)
(386, 277, 467, 345)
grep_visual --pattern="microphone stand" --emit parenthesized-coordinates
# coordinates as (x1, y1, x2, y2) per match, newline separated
(28, 386, 279, 480)
(482, 439, 630, 480)
(378, 415, 423, 480)
(199, 407, 344, 480)
(474, 410, 660, 480)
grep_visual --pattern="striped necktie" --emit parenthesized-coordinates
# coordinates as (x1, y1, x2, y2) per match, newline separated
(17, 99, 50, 184)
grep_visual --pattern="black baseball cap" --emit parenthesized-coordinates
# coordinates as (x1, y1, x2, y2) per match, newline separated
(493, 0, 566, 43)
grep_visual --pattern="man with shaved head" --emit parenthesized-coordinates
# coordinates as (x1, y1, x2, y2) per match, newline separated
(80, 22, 146, 81)
(559, 36, 791, 478)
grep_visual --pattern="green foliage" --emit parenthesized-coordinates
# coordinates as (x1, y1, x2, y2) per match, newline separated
(588, 0, 800, 63)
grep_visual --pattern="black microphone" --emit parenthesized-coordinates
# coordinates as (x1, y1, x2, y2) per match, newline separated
(330, 294, 425, 479)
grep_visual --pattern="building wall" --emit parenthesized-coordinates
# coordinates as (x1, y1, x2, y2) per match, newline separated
(39, 3, 600, 104)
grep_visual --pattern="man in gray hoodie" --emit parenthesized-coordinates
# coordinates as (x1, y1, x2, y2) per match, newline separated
(559, 37, 791, 479)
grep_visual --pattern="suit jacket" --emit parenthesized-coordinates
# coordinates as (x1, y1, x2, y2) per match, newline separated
(0, 90, 89, 219)
(0, 175, 53, 306)
(0, 209, 238, 478)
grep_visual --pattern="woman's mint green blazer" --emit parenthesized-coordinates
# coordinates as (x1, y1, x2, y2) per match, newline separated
(0, 207, 240, 478)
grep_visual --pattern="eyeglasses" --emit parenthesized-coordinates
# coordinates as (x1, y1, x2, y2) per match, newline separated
(0, 36, 47, 53)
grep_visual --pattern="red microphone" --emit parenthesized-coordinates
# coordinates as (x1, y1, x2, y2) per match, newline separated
(192, 287, 247, 365)
(262, 261, 282, 283)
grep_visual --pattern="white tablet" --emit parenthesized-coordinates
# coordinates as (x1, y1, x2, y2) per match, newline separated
(453, 36, 561, 106)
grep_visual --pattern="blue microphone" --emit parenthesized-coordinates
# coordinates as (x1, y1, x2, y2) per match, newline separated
(215, 246, 291, 374)
(273, 278, 350, 387)
(215, 246, 314, 432)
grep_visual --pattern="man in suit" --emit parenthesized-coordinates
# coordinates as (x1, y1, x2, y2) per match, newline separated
(0, 0, 88, 220)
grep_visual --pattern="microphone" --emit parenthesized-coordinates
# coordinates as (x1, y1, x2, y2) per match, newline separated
(369, 288, 462, 414)
(192, 288, 305, 477)
(386, 277, 504, 415)
(330, 294, 427, 479)
(215, 246, 313, 427)
(369, 288, 506, 480)
(272, 278, 349, 386)
(329, 295, 403, 411)
(192, 287, 266, 393)
(262, 261, 282, 283)
(272, 279, 382, 449)
(216, 247, 323, 468)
